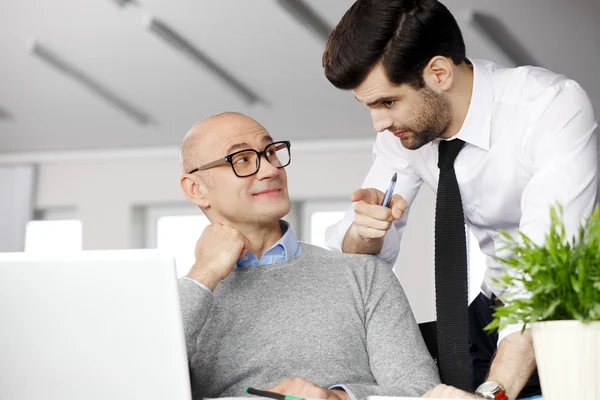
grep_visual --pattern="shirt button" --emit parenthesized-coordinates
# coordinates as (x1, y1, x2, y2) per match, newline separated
(469, 206, 477, 212)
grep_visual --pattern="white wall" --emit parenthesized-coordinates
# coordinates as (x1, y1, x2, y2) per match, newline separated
(33, 141, 437, 323)
(447, 0, 600, 109)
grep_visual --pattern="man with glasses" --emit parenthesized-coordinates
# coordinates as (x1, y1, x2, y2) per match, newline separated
(176, 112, 440, 400)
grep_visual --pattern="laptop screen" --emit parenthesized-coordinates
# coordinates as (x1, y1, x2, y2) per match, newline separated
(0, 249, 191, 400)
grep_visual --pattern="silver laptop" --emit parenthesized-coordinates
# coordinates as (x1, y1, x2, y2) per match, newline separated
(0, 249, 192, 400)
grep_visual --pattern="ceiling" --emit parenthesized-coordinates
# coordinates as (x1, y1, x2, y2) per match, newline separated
(0, 0, 598, 155)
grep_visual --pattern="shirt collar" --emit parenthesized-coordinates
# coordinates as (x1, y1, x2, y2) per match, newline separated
(269, 220, 300, 259)
(235, 220, 300, 268)
(454, 59, 494, 151)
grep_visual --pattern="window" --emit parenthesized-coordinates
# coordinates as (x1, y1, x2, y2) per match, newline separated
(309, 211, 347, 248)
(25, 209, 82, 253)
(156, 215, 210, 278)
(300, 201, 349, 248)
(145, 205, 210, 278)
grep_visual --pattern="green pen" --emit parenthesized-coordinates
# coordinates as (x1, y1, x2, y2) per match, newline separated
(244, 387, 305, 400)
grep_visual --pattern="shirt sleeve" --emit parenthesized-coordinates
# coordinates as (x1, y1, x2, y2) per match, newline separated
(499, 82, 598, 343)
(324, 131, 423, 265)
(182, 276, 213, 294)
(178, 277, 215, 358)
(338, 257, 441, 397)
(327, 384, 358, 400)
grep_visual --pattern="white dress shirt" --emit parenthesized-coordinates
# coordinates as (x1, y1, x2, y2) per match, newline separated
(325, 59, 599, 342)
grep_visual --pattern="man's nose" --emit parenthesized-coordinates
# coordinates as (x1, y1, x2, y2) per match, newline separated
(371, 109, 393, 133)
(255, 155, 279, 179)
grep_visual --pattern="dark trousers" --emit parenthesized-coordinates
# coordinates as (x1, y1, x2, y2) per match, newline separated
(469, 292, 542, 398)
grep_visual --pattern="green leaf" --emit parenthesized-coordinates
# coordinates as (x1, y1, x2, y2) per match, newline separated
(487, 203, 600, 330)
(590, 304, 600, 320)
(541, 299, 561, 319)
(571, 276, 582, 294)
(484, 318, 499, 332)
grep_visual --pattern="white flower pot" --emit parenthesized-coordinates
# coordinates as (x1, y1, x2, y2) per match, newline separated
(531, 320, 600, 400)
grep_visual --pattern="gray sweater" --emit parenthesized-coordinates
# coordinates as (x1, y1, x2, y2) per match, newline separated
(178, 243, 440, 399)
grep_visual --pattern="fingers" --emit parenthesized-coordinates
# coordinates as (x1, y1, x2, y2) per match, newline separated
(422, 384, 478, 398)
(188, 223, 250, 289)
(267, 378, 308, 396)
(216, 223, 250, 251)
(421, 385, 438, 398)
(352, 199, 395, 242)
(354, 201, 393, 221)
(350, 188, 383, 204)
(390, 194, 408, 220)
(265, 381, 286, 394)
(267, 378, 330, 399)
(354, 225, 389, 240)
(354, 213, 393, 232)
(231, 226, 251, 256)
(351, 190, 408, 221)
(422, 384, 448, 398)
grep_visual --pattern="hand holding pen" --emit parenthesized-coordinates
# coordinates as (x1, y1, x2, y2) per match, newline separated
(245, 387, 306, 400)
(347, 172, 407, 246)
(350, 172, 406, 218)
(245, 378, 351, 400)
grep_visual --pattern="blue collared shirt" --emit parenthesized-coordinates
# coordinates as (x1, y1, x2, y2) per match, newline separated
(235, 221, 300, 268)
(185, 221, 301, 294)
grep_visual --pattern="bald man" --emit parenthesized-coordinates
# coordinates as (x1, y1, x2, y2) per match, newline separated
(177, 112, 440, 400)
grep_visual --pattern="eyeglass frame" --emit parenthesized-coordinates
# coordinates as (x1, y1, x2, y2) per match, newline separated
(187, 140, 292, 178)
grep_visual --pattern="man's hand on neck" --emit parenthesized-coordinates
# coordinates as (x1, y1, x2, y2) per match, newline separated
(186, 223, 250, 291)
(186, 220, 285, 291)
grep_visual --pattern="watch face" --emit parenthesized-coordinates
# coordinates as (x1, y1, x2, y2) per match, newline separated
(478, 381, 501, 392)
(476, 382, 508, 400)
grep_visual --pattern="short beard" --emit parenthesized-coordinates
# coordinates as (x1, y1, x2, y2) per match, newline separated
(400, 86, 452, 150)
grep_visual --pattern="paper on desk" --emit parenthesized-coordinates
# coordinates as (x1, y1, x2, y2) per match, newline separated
(360, 396, 474, 400)
(204, 396, 540, 400)
(205, 397, 492, 400)
(203, 397, 324, 400)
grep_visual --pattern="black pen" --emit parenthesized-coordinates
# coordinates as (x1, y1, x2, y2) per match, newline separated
(244, 387, 305, 400)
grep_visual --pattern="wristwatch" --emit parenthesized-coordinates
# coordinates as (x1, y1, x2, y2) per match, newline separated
(474, 381, 509, 400)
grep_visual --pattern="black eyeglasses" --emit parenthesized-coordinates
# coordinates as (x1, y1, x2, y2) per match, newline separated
(188, 141, 291, 178)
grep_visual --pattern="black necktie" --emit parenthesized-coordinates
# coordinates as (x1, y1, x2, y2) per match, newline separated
(434, 139, 471, 390)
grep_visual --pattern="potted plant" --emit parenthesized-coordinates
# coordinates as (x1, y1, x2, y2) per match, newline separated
(486, 204, 600, 400)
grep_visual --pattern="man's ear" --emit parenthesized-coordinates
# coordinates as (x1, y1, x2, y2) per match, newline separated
(180, 174, 210, 209)
(423, 56, 455, 92)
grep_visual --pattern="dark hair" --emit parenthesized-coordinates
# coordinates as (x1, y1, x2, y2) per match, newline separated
(322, 0, 466, 90)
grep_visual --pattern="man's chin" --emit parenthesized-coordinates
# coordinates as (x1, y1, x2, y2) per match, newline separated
(270, 202, 291, 219)
(398, 133, 435, 151)
(252, 201, 291, 220)
(252, 211, 290, 226)
(399, 137, 425, 151)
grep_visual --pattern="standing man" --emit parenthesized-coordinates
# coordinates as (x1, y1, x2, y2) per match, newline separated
(322, 0, 598, 399)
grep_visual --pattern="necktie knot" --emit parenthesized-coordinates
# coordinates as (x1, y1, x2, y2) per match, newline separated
(438, 139, 465, 170)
